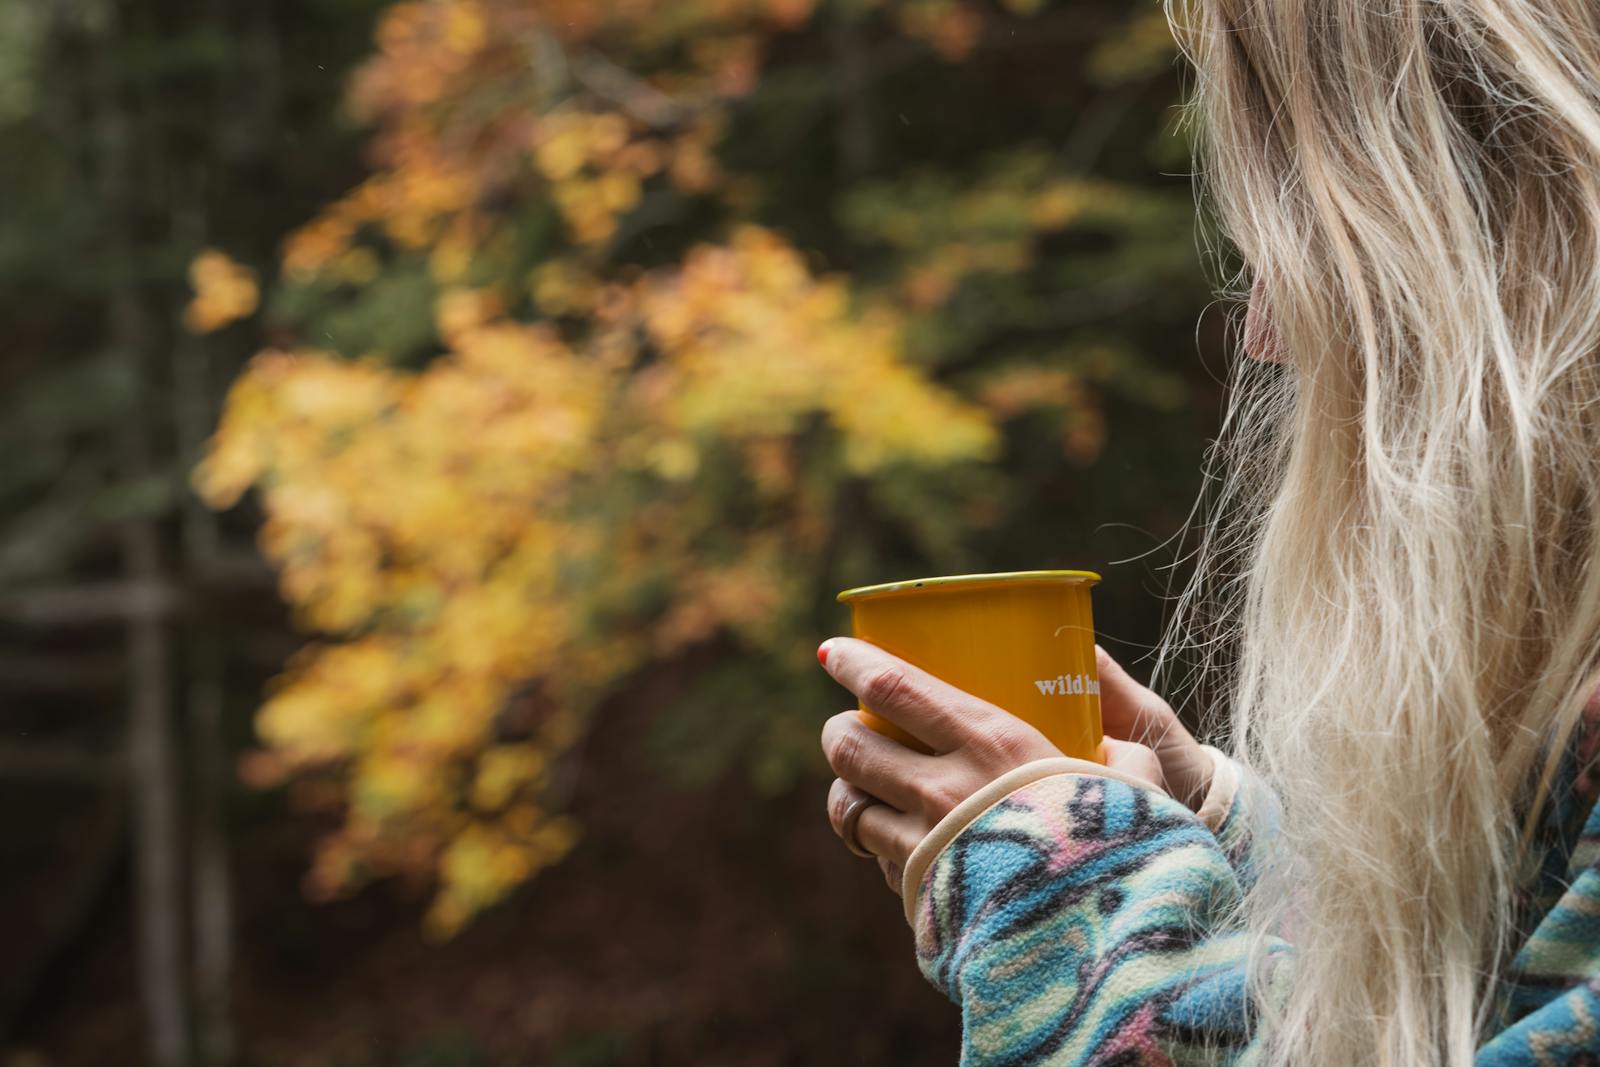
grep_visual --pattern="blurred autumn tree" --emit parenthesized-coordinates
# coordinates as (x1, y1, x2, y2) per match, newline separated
(195, 0, 1212, 938)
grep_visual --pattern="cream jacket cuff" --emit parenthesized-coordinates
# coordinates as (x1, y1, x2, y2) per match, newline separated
(899, 744, 1238, 926)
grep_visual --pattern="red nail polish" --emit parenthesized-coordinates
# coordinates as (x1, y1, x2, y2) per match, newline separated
(817, 643, 830, 666)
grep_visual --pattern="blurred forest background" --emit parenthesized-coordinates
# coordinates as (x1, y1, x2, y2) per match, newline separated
(0, 0, 1235, 1064)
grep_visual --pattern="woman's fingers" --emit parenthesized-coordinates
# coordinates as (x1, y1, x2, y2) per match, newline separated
(817, 636, 1002, 754)
(1100, 736, 1167, 794)
(876, 855, 905, 896)
(825, 778, 923, 871)
(1096, 645, 1213, 811)
(1095, 644, 1183, 747)
(816, 638, 1212, 899)
(820, 710, 941, 815)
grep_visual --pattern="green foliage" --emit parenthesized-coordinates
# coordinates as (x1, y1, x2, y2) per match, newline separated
(0, 0, 392, 600)
(395, 1035, 490, 1067)
(0, 0, 46, 124)
(549, 1029, 635, 1067)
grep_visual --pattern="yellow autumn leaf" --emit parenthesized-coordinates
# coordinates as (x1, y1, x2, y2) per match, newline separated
(183, 249, 259, 334)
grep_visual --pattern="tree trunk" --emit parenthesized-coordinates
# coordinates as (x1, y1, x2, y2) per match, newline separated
(831, 7, 875, 179)
(187, 637, 232, 1066)
(117, 310, 193, 1067)
(95, 11, 194, 1062)
(176, 214, 234, 1067)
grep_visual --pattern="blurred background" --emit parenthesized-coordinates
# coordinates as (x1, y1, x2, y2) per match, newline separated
(0, 0, 1234, 1063)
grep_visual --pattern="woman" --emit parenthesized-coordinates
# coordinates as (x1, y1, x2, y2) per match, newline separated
(817, 1, 1600, 1064)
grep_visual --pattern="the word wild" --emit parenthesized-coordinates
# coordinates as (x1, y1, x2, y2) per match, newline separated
(1033, 674, 1100, 696)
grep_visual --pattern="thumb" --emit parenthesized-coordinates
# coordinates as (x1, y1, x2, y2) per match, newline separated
(1099, 736, 1167, 796)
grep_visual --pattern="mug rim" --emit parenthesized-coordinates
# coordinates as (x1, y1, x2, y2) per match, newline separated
(836, 569, 1101, 603)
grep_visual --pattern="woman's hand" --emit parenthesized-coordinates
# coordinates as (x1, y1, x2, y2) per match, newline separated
(1092, 645, 1214, 813)
(817, 636, 1191, 894)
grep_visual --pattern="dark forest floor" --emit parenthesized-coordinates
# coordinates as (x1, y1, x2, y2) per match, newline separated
(6, 685, 957, 1067)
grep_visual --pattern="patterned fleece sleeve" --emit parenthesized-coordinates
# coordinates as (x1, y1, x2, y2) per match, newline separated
(1197, 748, 1273, 896)
(903, 743, 1600, 1066)
(1477, 790, 1600, 1066)
(907, 767, 1283, 1066)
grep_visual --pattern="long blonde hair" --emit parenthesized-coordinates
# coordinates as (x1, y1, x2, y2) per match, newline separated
(1159, 1, 1600, 1063)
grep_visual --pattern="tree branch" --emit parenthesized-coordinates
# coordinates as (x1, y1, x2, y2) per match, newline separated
(0, 745, 125, 784)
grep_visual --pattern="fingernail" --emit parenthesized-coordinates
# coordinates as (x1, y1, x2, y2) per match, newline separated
(817, 639, 834, 667)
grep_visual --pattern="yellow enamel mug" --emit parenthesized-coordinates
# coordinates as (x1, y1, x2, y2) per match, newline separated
(835, 570, 1104, 762)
